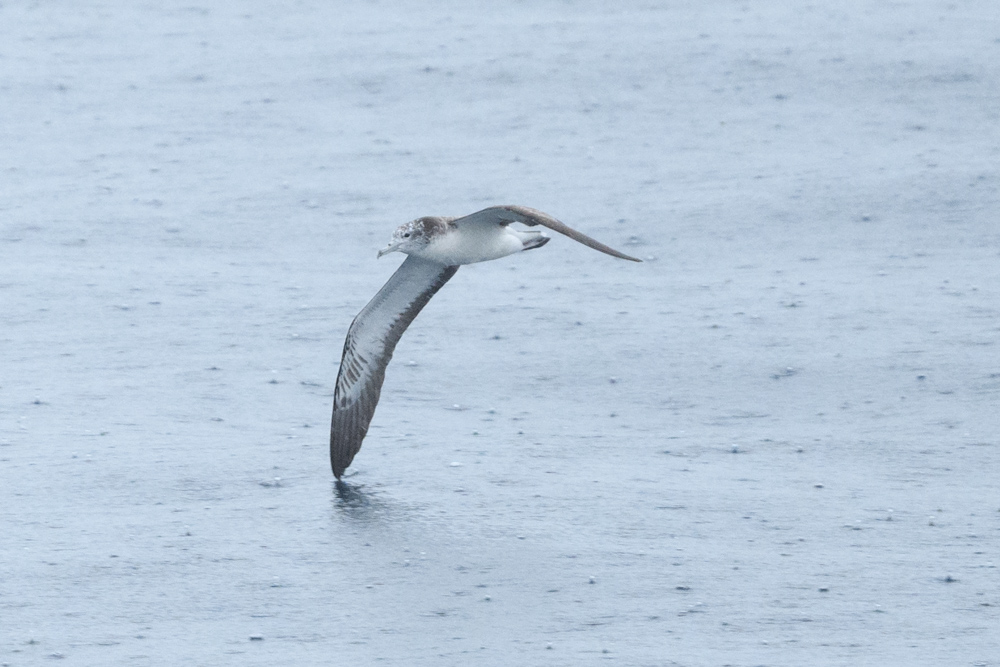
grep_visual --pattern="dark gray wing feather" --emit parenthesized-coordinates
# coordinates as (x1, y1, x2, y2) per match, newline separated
(330, 255, 459, 478)
(453, 205, 642, 262)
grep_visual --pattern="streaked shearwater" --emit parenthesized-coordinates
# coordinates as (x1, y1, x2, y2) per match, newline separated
(330, 205, 641, 479)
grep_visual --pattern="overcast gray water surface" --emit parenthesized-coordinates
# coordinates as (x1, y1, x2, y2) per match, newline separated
(2, 2, 999, 665)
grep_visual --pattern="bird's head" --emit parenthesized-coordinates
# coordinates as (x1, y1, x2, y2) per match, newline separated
(377, 217, 440, 258)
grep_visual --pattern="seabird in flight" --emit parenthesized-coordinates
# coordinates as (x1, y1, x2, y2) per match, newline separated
(330, 205, 641, 479)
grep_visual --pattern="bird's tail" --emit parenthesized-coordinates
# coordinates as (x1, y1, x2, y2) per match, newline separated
(520, 232, 550, 252)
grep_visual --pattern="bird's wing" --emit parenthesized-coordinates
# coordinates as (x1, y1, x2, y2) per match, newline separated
(330, 255, 459, 478)
(452, 205, 642, 262)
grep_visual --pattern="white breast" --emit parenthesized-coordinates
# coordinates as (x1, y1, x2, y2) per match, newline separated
(416, 224, 525, 266)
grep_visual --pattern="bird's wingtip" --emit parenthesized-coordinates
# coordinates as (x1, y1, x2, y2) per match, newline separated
(614, 250, 643, 262)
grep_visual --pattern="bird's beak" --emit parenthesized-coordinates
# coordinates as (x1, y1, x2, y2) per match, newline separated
(377, 242, 399, 259)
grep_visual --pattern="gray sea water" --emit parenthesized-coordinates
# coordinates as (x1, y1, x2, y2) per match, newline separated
(3, 1, 999, 665)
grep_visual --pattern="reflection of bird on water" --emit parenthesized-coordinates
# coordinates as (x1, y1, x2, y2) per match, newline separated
(334, 479, 369, 505)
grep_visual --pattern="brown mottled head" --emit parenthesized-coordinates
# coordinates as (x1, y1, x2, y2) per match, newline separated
(378, 216, 451, 258)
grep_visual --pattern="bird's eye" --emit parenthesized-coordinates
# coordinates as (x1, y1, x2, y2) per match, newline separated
(403, 232, 410, 238)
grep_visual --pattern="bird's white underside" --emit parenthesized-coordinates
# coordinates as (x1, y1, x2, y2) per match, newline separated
(414, 224, 540, 266)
